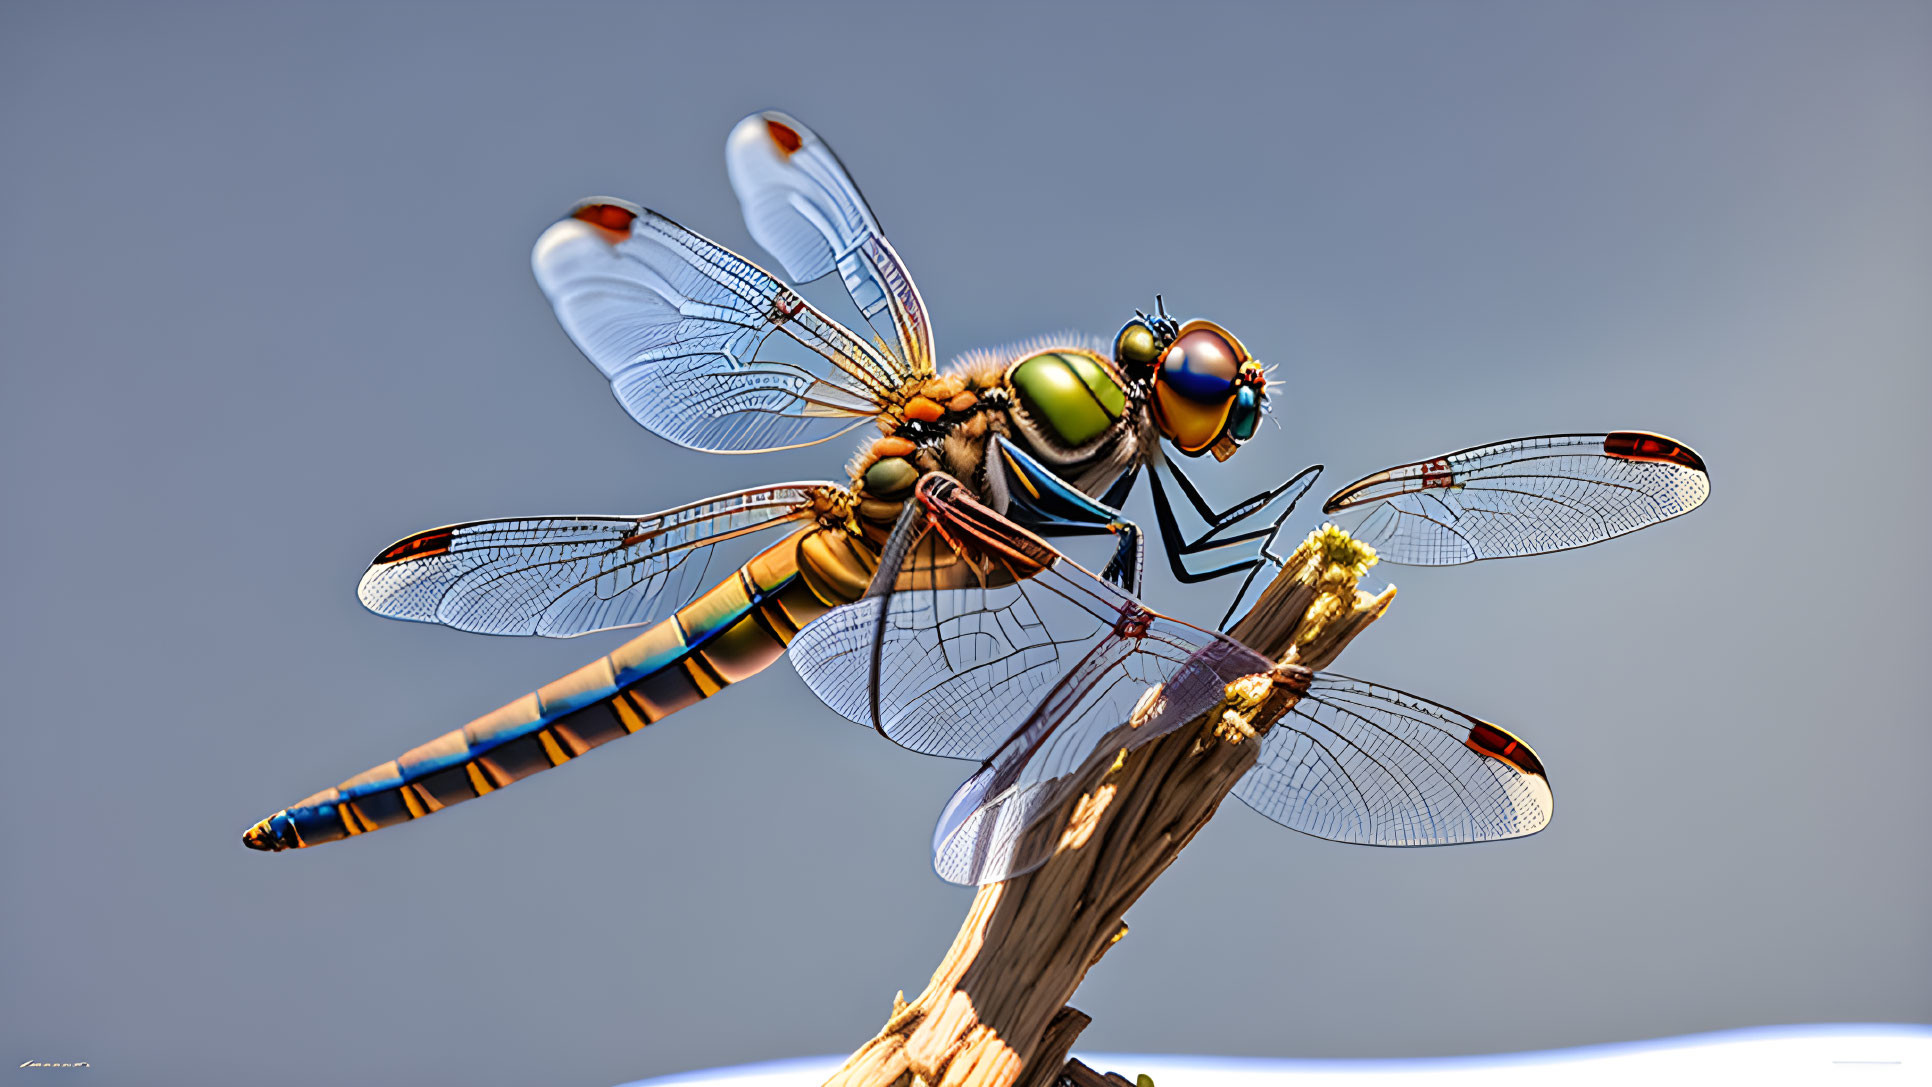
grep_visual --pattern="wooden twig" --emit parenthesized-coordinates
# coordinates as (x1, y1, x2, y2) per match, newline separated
(823, 528, 1393, 1087)
(1055, 1058, 1136, 1087)
(1012, 1009, 1093, 1087)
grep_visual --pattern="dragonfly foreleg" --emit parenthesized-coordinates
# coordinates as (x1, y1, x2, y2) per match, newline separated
(1146, 460, 1323, 585)
(984, 436, 1144, 595)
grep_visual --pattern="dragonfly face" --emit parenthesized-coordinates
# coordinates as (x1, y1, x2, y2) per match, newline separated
(1114, 310, 1268, 462)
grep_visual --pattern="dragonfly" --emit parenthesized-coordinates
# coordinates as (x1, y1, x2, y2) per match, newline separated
(242, 110, 1709, 853)
(790, 473, 1561, 884)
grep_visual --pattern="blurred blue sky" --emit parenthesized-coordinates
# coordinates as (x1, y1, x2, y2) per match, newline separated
(2, 3, 1927, 1086)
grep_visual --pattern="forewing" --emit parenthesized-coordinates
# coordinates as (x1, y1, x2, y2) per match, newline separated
(358, 483, 831, 637)
(1233, 675, 1552, 846)
(1323, 432, 1709, 565)
(532, 200, 910, 453)
(726, 111, 935, 376)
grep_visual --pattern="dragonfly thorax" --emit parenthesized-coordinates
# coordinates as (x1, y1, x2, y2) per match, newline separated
(1005, 349, 1131, 451)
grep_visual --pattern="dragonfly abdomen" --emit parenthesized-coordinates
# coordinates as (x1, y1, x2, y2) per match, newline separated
(243, 531, 840, 851)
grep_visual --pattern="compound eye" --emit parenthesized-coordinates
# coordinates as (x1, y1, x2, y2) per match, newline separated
(1113, 319, 1163, 375)
(1160, 327, 1241, 404)
(1226, 385, 1262, 442)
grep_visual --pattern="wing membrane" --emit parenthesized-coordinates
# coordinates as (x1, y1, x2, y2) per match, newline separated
(358, 483, 833, 637)
(726, 111, 935, 376)
(532, 200, 912, 452)
(1233, 675, 1552, 846)
(931, 633, 1267, 885)
(790, 581, 1068, 760)
(787, 475, 1271, 884)
(791, 542, 1258, 764)
(1323, 432, 1709, 564)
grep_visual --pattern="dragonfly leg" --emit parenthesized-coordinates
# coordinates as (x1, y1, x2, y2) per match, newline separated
(1147, 459, 1323, 583)
(1146, 459, 1322, 629)
(985, 437, 1145, 594)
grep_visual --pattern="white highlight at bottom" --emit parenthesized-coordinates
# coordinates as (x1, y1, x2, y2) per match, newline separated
(618, 1024, 1929, 1087)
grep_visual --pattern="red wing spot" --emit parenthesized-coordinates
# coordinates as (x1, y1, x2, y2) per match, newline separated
(1464, 721, 1546, 778)
(571, 203, 637, 242)
(766, 295, 805, 325)
(765, 119, 804, 155)
(1419, 457, 1455, 489)
(376, 529, 454, 564)
(1603, 431, 1706, 473)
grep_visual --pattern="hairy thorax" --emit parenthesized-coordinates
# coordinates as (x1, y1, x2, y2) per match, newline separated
(840, 339, 1149, 549)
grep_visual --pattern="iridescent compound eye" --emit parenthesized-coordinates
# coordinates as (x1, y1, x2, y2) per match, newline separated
(1161, 327, 1241, 402)
(1113, 318, 1164, 378)
(1151, 323, 1247, 455)
(1226, 384, 1262, 442)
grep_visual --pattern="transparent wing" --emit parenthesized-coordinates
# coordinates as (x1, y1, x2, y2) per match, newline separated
(790, 573, 1085, 761)
(357, 483, 833, 637)
(1233, 674, 1552, 846)
(532, 200, 913, 453)
(1323, 432, 1709, 565)
(931, 633, 1267, 885)
(726, 111, 935, 376)
(786, 474, 1271, 885)
(791, 541, 1258, 764)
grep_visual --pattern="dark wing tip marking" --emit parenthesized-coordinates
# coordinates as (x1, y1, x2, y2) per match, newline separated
(764, 118, 803, 155)
(374, 528, 454, 565)
(1604, 431, 1707, 474)
(1463, 719, 1547, 779)
(570, 200, 639, 242)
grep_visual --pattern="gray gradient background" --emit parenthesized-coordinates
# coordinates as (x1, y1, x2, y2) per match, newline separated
(3, 2, 1928, 1085)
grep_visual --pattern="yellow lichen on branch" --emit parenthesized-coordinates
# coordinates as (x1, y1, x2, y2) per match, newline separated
(824, 526, 1390, 1087)
(1294, 526, 1379, 643)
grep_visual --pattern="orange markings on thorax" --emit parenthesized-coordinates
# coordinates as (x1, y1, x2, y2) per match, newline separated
(903, 396, 945, 423)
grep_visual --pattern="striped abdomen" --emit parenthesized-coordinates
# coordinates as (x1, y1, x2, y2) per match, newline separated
(243, 529, 847, 851)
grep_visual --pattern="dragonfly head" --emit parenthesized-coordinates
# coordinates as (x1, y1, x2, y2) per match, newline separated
(1114, 300, 1267, 462)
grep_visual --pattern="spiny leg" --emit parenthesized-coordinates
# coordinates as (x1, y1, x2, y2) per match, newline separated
(986, 437, 1145, 594)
